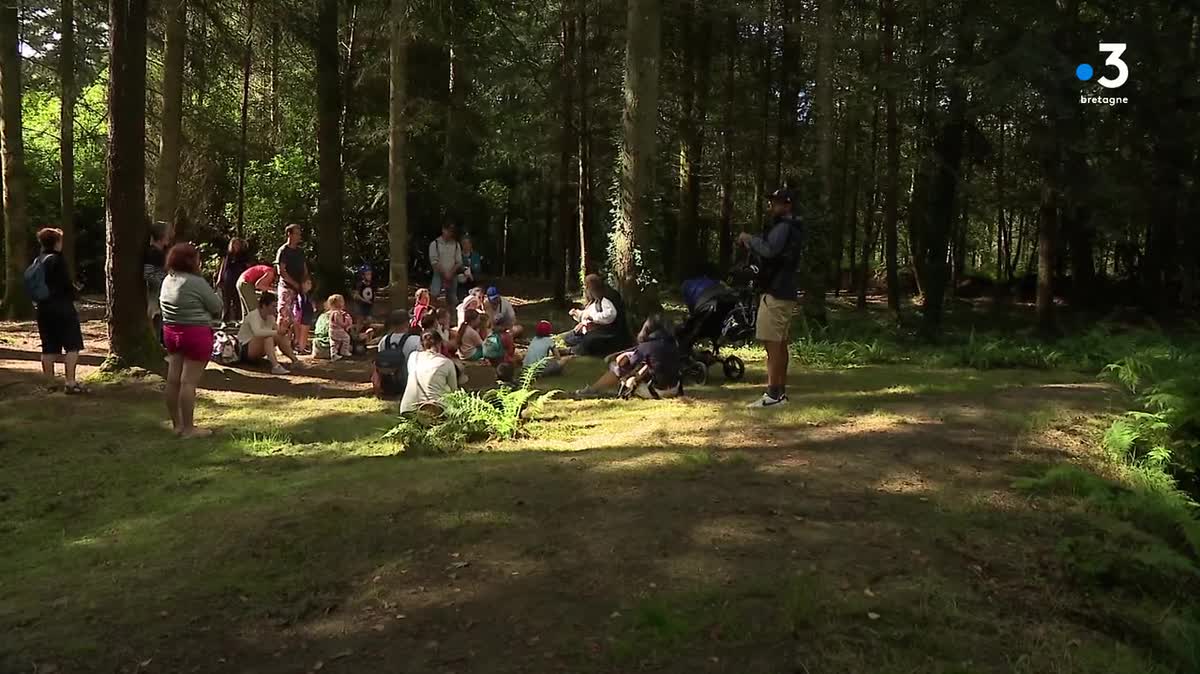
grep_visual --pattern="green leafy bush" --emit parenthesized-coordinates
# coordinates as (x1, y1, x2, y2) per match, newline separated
(1102, 348, 1200, 494)
(384, 360, 559, 454)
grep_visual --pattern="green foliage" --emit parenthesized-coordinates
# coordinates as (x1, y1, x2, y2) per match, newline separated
(384, 360, 560, 454)
(1102, 347, 1200, 493)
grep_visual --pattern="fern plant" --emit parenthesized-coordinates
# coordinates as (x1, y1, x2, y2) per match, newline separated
(384, 358, 561, 453)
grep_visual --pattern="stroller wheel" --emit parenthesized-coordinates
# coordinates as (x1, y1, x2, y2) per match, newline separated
(723, 356, 746, 381)
(683, 360, 709, 387)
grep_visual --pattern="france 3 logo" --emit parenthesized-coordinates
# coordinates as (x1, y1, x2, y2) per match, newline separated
(1076, 43, 1129, 106)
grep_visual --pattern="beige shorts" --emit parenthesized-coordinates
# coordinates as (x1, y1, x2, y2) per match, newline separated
(755, 295, 795, 343)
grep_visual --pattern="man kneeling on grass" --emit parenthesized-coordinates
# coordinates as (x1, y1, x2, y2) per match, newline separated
(737, 187, 803, 409)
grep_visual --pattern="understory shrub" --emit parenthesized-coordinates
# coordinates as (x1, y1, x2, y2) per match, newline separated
(384, 360, 559, 454)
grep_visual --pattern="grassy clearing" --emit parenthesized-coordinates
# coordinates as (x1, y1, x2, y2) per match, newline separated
(0, 337, 1193, 673)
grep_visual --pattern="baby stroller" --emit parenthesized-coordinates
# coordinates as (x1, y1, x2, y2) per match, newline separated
(675, 262, 760, 386)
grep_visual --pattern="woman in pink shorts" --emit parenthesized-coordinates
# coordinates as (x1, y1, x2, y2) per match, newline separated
(159, 243, 223, 438)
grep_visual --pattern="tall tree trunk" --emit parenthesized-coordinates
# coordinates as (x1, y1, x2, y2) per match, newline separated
(270, 20, 280, 152)
(717, 10, 736, 271)
(553, 0, 575, 306)
(881, 0, 900, 316)
(59, 0, 76, 275)
(0, 3, 30, 319)
(576, 0, 593, 280)
(855, 95, 879, 309)
(775, 0, 796, 188)
(1036, 166, 1058, 335)
(388, 0, 409, 300)
(675, 0, 711, 280)
(836, 102, 859, 295)
(341, 0, 359, 171)
(235, 0, 254, 239)
(754, 0, 772, 226)
(105, 0, 155, 364)
(153, 0, 186, 239)
(315, 0, 344, 292)
(804, 0, 835, 322)
(919, 4, 971, 337)
(614, 0, 661, 315)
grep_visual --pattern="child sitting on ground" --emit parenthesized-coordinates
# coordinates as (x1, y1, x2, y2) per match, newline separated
(410, 288, 433, 328)
(522, 320, 564, 376)
(435, 307, 455, 356)
(322, 294, 354, 361)
(457, 310, 486, 361)
(482, 323, 516, 367)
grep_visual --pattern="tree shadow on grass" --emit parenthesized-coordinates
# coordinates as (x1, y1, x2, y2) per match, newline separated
(0, 367, 1145, 674)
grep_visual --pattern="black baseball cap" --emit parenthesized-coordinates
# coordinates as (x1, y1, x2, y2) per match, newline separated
(769, 188, 793, 204)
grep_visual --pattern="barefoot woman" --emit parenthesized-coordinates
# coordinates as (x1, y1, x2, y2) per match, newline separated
(159, 243, 222, 438)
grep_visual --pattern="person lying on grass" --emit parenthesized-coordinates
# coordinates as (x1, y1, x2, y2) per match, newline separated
(237, 291, 299, 375)
(399, 330, 461, 414)
(574, 315, 682, 399)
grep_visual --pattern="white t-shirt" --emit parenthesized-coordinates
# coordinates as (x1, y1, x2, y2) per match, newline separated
(237, 309, 278, 346)
(400, 351, 460, 413)
(489, 297, 516, 328)
(429, 237, 463, 276)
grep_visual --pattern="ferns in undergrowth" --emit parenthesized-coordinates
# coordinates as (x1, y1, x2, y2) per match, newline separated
(383, 358, 561, 454)
(1102, 348, 1200, 496)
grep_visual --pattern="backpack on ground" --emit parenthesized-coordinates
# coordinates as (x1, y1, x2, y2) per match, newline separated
(481, 332, 505, 361)
(23, 255, 51, 303)
(373, 333, 416, 398)
(211, 331, 239, 365)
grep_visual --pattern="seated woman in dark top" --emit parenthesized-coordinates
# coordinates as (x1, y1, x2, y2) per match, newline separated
(574, 315, 682, 399)
(562, 274, 632, 357)
(31, 228, 86, 394)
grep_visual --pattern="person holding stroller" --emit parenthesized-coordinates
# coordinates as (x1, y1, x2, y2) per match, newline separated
(737, 188, 803, 409)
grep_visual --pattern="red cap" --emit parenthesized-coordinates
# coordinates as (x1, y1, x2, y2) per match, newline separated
(536, 320, 553, 337)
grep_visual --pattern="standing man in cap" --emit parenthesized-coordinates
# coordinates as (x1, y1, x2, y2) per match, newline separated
(429, 218, 465, 308)
(738, 188, 804, 408)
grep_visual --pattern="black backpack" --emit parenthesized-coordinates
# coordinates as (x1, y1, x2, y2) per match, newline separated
(373, 333, 418, 398)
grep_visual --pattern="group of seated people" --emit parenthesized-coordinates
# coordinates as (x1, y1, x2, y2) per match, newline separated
(376, 273, 687, 413)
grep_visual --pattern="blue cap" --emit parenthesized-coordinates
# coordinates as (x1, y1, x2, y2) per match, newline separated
(486, 286, 500, 300)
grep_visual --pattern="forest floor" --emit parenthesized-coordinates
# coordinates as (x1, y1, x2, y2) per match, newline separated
(0, 295, 1183, 674)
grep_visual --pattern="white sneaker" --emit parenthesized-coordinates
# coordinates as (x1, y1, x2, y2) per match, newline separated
(271, 364, 290, 375)
(747, 393, 788, 408)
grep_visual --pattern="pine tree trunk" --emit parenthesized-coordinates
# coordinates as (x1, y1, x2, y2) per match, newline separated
(754, 0, 772, 226)
(153, 0, 186, 239)
(341, 0, 359, 172)
(105, 0, 156, 365)
(855, 96, 879, 309)
(553, 0, 575, 306)
(919, 4, 971, 337)
(388, 0, 409, 300)
(615, 0, 661, 315)
(0, 3, 31, 319)
(804, 0, 834, 323)
(271, 21, 280, 152)
(882, 0, 900, 317)
(235, 0, 254, 239)
(315, 0, 344, 292)
(576, 0, 593, 280)
(59, 0, 76, 274)
(717, 10, 736, 271)
(675, 0, 711, 280)
(1036, 167, 1058, 335)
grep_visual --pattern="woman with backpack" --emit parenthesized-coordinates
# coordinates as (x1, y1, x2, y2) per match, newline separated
(399, 331, 460, 413)
(28, 228, 86, 394)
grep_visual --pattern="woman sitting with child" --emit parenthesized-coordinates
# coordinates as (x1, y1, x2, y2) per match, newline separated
(575, 315, 682, 399)
(237, 292, 300, 375)
(564, 274, 631, 357)
(400, 331, 461, 413)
